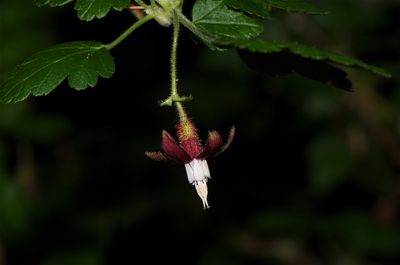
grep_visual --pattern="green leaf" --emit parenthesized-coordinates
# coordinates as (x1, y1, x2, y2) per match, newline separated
(217, 38, 391, 90)
(0, 41, 115, 104)
(34, 0, 130, 21)
(192, 0, 263, 39)
(75, 0, 130, 21)
(225, 0, 272, 19)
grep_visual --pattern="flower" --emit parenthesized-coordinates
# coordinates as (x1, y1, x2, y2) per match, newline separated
(145, 119, 235, 209)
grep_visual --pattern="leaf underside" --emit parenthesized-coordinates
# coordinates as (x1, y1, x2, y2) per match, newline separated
(238, 49, 353, 91)
(226, 38, 391, 77)
(0, 41, 115, 104)
(211, 38, 390, 90)
(189, 0, 390, 89)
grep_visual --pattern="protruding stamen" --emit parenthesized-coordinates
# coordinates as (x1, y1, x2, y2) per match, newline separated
(195, 180, 210, 209)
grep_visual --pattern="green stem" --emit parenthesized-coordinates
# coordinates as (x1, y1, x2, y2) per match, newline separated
(171, 11, 187, 121)
(135, 0, 148, 8)
(157, 4, 193, 108)
(170, 10, 188, 121)
(170, 10, 180, 99)
(105, 13, 155, 50)
(176, 102, 187, 121)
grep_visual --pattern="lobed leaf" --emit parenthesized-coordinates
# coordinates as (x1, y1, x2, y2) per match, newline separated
(0, 41, 115, 104)
(192, 0, 263, 39)
(75, 0, 130, 21)
(34, 0, 130, 21)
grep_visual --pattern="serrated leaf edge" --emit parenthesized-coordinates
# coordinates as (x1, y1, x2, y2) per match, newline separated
(0, 42, 114, 104)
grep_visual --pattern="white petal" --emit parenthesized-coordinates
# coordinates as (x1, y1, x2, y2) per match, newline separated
(184, 159, 210, 184)
(184, 159, 211, 209)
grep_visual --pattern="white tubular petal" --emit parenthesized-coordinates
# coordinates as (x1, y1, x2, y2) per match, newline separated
(195, 180, 210, 209)
(184, 162, 194, 183)
(184, 159, 211, 184)
(184, 159, 211, 209)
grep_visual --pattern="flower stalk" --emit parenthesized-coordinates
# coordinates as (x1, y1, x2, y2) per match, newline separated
(158, 8, 193, 107)
(170, 10, 179, 102)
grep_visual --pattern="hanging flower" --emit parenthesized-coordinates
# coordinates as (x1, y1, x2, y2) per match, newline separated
(145, 119, 235, 209)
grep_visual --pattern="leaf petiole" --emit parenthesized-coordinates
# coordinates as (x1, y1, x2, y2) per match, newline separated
(175, 10, 217, 44)
(105, 13, 156, 50)
(134, 0, 149, 9)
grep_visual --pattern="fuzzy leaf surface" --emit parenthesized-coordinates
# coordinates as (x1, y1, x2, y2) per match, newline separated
(192, 0, 263, 39)
(0, 41, 115, 104)
(34, 0, 130, 21)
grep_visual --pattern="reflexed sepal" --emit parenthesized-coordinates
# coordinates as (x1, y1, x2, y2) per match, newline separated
(196, 131, 223, 159)
(145, 152, 167, 160)
(161, 130, 192, 165)
(212, 126, 235, 157)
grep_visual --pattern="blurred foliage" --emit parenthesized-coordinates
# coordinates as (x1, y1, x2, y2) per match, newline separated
(1, 0, 399, 265)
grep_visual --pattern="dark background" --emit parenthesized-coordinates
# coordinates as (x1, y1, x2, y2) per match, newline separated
(1, 0, 399, 264)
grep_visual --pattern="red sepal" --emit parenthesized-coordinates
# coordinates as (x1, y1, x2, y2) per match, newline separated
(161, 130, 192, 165)
(196, 131, 223, 159)
(212, 126, 235, 157)
(145, 152, 168, 161)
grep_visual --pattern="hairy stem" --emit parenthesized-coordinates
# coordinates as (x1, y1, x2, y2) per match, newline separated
(176, 102, 188, 121)
(105, 13, 155, 50)
(170, 11, 188, 121)
(170, 10, 179, 99)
